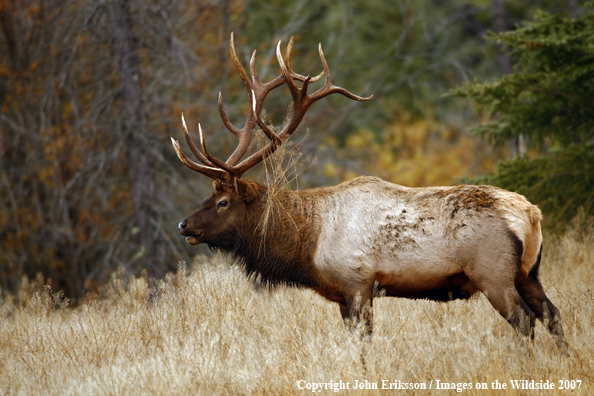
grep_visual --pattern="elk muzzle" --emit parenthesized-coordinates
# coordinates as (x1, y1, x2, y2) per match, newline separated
(178, 220, 202, 245)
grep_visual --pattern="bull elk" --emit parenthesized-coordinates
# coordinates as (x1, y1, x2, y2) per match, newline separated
(172, 33, 566, 349)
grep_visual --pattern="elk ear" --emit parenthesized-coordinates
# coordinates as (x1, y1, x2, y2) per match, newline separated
(236, 180, 262, 203)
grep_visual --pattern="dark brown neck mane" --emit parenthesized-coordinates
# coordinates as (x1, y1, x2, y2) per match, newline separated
(206, 181, 322, 288)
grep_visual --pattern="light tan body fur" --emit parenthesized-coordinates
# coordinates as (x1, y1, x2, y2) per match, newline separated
(312, 176, 538, 302)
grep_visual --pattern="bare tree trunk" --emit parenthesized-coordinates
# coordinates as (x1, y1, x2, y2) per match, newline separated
(109, 0, 160, 273)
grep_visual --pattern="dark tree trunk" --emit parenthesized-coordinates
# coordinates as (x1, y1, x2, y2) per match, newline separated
(492, 0, 524, 155)
(109, 0, 161, 273)
(492, 0, 513, 75)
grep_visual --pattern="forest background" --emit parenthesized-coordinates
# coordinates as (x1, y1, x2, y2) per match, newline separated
(0, 0, 590, 300)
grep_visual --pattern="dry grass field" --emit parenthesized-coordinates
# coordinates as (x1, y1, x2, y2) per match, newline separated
(1, 223, 593, 395)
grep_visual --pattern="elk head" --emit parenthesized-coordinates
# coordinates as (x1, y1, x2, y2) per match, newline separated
(172, 33, 371, 246)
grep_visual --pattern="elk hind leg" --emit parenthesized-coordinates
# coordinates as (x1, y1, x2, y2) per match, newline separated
(515, 260, 567, 350)
(465, 266, 536, 339)
(485, 285, 536, 339)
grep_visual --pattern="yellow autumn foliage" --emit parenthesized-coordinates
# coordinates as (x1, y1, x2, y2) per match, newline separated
(333, 113, 498, 187)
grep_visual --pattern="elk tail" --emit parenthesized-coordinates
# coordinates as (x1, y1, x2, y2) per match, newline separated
(521, 205, 543, 276)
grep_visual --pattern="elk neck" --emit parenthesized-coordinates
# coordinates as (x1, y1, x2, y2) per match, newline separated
(209, 180, 325, 290)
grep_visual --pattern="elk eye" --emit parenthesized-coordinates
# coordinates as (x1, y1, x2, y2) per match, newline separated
(218, 200, 228, 208)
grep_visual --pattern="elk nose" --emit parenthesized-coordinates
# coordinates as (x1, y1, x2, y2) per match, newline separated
(178, 220, 187, 232)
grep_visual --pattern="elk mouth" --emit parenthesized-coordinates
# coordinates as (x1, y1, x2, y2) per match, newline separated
(179, 229, 204, 245)
(184, 235, 201, 245)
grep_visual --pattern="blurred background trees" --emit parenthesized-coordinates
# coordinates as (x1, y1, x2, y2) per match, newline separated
(452, 9, 593, 230)
(0, 0, 588, 299)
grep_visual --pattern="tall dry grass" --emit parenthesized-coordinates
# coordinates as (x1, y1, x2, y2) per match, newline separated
(1, 223, 593, 395)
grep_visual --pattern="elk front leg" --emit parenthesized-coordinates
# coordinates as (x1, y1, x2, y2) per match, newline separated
(340, 290, 374, 339)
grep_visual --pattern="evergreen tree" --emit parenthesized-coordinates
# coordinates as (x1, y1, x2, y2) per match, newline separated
(451, 9, 594, 229)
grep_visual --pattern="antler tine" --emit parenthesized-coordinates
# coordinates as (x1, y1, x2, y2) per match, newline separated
(170, 137, 229, 180)
(319, 43, 331, 84)
(307, 70, 325, 83)
(276, 40, 302, 101)
(250, 50, 285, 113)
(284, 37, 324, 83)
(182, 114, 215, 167)
(221, 32, 254, 137)
(285, 36, 294, 72)
(229, 32, 254, 99)
(249, 49, 262, 85)
(309, 43, 374, 103)
(250, 90, 282, 146)
(218, 92, 241, 137)
(197, 124, 236, 174)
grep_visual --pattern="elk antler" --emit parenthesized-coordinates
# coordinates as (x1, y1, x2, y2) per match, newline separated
(171, 33, 372, 186)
